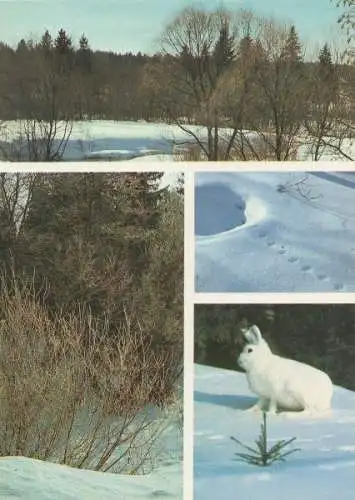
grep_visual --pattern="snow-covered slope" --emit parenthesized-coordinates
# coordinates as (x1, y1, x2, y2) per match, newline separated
(195, 171, 355, 292)
(0, 415, 182, 499)
(0, 457, 181, 500)
(194, 363, 355, 500)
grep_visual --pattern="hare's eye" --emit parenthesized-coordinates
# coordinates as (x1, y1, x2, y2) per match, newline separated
(247, 347, 253, 353)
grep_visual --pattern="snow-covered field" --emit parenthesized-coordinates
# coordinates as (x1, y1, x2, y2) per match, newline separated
(195, 171, 355, 292)
(1, 120, 354, 162)
(194, 363, 355, 500)
(0, 120, 196, 162)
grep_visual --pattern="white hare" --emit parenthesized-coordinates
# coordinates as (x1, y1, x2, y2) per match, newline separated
(238, 325, 333, 414)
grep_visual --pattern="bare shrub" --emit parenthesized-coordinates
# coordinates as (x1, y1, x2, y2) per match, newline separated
(172, 132, 298, 161)
(0, 276, 180, 473)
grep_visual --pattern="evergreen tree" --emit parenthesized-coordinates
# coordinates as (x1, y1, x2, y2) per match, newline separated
(40, 30, 53, 52)
(77, 33, 92, 72)
(213, 21, 235, 76)
(79, 33, 89, 51)
(319, 43, 332, 67)
(317, 43, 336, 88)
(180, 44, 197, 82)
(54, 28, 72, 54)
(16, 39, 28, 53)
(54, 28, 74, 74)
(19, 173, 165, 313)
(283, 25, 303, 63)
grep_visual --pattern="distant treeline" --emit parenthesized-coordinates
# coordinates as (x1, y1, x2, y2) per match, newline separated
(195, 304, 355, 391)
(0, 29, 155, 121)
(0, 23, 353, 124)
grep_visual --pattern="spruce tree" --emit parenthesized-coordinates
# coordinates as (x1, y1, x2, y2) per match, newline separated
(316, 43, 338, 108)
(180, 44, 198, 83)
(55, 28, 72, 54)
(77, 33, 92, 72)
(16, 39, 28, 53)
(79, 34, 89, 51)
(213, 21, 235, 76)
(317, 43, 336, 87)
(283, 25, 303, 63)
(54, 28, 74, 74)
(319, 43, 332, 67)
(40, 30, 53, 52)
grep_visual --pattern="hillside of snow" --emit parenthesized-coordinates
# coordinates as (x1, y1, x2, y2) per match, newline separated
(195, 171, 355, 292)
(194, 363, 355, 500)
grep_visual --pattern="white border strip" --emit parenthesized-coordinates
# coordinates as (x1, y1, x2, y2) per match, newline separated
(187, 161, 355, 172)
(183, 170, 194, 500)
(194, 293, 355, 304)
(0, 159, 354, 173)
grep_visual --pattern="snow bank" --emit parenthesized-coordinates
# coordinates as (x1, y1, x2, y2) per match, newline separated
(0, 457, 182, 500)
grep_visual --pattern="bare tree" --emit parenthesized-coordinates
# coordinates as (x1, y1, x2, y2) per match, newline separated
(302, 44, 349, 160)
(144, 7, 249, 160)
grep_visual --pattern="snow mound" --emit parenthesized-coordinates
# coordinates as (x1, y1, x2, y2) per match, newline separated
(195, 183, 246, 236)
(0, 457, 181, 500)
(195, 182, 268, 239)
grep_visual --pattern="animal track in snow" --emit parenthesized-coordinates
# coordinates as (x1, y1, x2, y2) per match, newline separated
(317, 274, 329, 282)
(207, 435, 225, 441)
(151, 490, 172, 498)
(255, 229, 346, 292)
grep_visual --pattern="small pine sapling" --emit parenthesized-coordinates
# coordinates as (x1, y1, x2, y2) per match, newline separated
(230, 412, 300, 466)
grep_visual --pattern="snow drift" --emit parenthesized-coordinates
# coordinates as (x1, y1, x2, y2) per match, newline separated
(195, 171, 355, 292)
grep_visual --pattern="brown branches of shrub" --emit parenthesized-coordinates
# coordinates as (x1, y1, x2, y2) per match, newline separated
(0, 276, 180, 473)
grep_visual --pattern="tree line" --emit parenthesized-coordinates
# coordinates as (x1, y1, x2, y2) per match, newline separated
(0, 29, 150, 121)
(0, 5, 354, 161)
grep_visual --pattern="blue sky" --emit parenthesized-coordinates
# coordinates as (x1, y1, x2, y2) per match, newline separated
(1, 0, 343, 54)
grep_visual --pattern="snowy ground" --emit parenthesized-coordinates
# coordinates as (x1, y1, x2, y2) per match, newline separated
(0, 414, 182, 500)
(194, 363, 355, 500)
(195, 171, 355, 292)
(0, 456, 181, 500)
(0, 120, 195, 161)
(1, 120, 354, 162)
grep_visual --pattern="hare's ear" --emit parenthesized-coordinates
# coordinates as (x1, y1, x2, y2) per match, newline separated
(243, 325, 262, 345)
